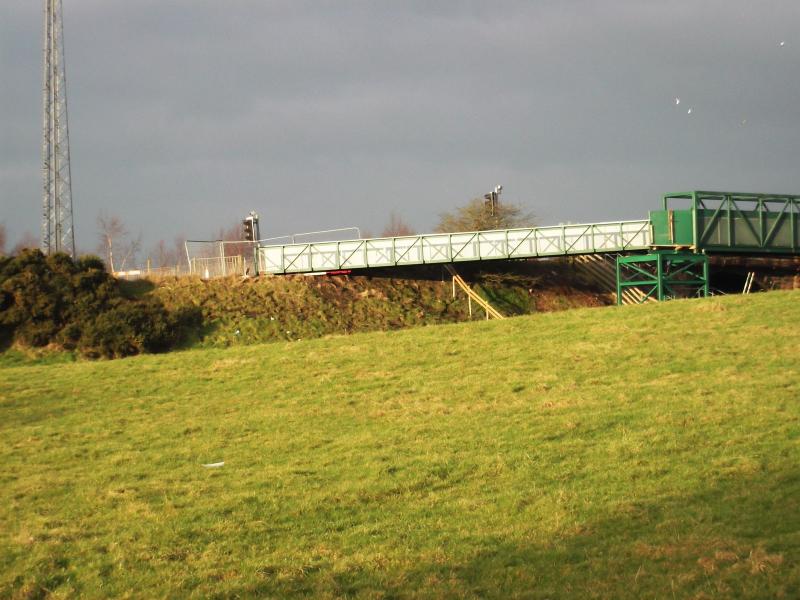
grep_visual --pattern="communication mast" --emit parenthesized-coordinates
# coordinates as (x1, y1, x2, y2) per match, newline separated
(41, 0, 76, 257)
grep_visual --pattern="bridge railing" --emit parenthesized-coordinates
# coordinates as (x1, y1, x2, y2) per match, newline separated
(256, 220, 651, 275)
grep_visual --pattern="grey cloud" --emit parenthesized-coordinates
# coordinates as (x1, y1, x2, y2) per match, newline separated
(1, 0, 798, 253)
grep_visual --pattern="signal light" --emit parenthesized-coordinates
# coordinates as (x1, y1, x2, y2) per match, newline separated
(242, 211, 260, 242)
(483, 185, 502, 217)
(243, 219, 254, 241)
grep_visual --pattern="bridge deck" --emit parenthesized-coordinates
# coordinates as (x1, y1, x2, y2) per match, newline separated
(256, 220, 651, 275)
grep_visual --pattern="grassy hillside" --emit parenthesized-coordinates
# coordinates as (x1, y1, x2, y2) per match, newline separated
(1, 291, 799, 598)
(140, 260, 605, 349)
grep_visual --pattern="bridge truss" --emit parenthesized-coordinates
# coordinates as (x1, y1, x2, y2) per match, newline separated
(256, 220, 651, 275)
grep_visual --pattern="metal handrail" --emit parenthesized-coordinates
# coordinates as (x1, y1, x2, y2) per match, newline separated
(256, 219, 652, 275)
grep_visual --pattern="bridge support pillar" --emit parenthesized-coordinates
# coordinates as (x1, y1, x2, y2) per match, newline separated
(616, 251, 709, 305)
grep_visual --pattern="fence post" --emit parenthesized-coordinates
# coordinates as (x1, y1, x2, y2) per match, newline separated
(220, 242, 226, 277)
(184, 241, 192, 274)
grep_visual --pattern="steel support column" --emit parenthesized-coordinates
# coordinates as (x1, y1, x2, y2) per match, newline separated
(616, 251, 710, 305)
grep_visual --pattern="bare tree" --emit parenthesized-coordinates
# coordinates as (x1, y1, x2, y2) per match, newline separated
(97, 212, 141, 272)
(436, 197, 535, 233)
(0, 223, 6, 255)
(214, 221, 250, 260)
(152, 239, 174, 268)
(11, 232, 39, 255)
(174, 235, 188, 269)
(117, 233, 142, 271)
(216, 222, 244, 242)
(97, 213, 126, 271)
(381, 212, 415, 237)
(147, 236, 187, 272)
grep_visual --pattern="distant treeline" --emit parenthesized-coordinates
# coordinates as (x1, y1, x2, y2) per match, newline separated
(0, 250, 200, 358)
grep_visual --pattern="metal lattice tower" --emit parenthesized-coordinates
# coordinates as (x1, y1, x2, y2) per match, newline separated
(41, 0, 75, 257)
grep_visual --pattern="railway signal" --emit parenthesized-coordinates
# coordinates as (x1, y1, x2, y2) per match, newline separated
(484, 185, 502, 216)
(243, 211, 260, 241)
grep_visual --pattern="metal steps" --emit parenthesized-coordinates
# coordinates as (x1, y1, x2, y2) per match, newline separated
(573, 254, 653, 305)
(444, 265, 505, 320)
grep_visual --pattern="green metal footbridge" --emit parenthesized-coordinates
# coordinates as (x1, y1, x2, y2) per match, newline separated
(255, 191, 800, 303)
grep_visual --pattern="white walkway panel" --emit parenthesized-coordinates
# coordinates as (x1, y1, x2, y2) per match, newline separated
(256, 220, 651, 275)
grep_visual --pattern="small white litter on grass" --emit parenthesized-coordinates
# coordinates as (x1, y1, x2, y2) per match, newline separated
(202, 462, 225, 468)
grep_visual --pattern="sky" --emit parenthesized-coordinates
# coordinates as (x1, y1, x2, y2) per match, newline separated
(1, 0, 798, 256)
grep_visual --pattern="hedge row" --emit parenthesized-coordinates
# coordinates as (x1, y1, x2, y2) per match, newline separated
(0, 250, 200, 358)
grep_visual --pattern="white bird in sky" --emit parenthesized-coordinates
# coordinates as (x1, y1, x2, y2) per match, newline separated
(675, 97, 681, 105)
(779, 41, 786, 47)
(687, 108, 693, 115)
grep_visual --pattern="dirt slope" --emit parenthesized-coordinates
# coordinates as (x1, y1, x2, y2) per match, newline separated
(141, 259, 608, 347)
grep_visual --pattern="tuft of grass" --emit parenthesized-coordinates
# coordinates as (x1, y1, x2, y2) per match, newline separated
(0, 290, 798, 598)
(0, 347, 76, 368)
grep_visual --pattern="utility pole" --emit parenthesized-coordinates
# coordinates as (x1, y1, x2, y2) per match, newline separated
(42, 0, 76, 257)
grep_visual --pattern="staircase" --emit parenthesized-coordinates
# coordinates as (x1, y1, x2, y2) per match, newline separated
(444, 265, 505, 320)
(572, 254, 653, 305)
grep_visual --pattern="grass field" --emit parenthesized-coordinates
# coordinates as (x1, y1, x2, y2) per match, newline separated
(1, 291, 799, 598)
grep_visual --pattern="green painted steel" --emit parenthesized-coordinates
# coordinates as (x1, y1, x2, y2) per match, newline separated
(650, 209, 693, 246)
(252, 189, 797, 307)
(659, 191, 800, 254)
(615, 251, 709, 305)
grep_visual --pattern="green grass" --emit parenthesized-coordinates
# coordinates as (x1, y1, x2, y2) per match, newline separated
(148, 275, 476, 348)
(1, 291, 799, 598)
(143, 264, 604, 350)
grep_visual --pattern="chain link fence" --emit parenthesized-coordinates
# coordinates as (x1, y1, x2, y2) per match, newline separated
(185, 240, 257, 278)
(115, 265, 192, 280)
(115, 227, 363, 280)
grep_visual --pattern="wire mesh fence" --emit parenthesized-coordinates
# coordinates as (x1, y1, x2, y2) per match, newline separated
(114, 264, 192, 280)
(145, 265, 190, 278)
(189, 255, 245, 278)
(113, 228, 364, 281)
(183, 231, 361, 279)
(185, 240, 257, 278)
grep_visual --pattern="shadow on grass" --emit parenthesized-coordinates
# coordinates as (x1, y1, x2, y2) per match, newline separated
(118, 279, 156, 299)
(0, 327, 12, 353)
(476, 282, 532, 316)
(175, 320, 220, 350)
(224, 466, 799, 598)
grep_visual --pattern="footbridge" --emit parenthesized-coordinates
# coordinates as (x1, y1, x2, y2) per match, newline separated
(256, 220, 651, 275)
(252, 191, 800, 304)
